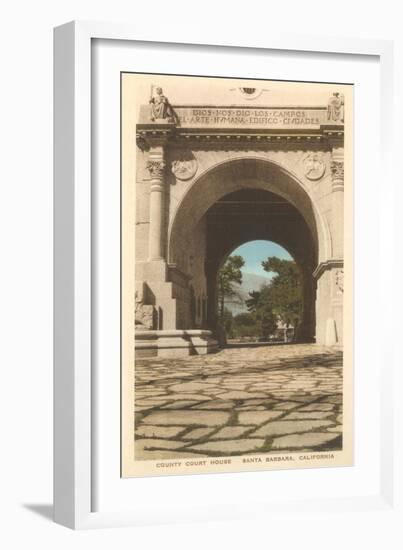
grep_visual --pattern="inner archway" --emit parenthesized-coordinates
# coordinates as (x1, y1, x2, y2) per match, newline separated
(204, 190, 317, 342)
(217, 240, 303, 344)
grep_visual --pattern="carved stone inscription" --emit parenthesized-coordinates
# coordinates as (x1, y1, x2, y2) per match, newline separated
(175, 107, 327, 128)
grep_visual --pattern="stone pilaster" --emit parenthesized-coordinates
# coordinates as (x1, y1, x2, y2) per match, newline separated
(330, 143, 344, 261)
(146, 145, 166, 262)
(313, 259, 344, 346)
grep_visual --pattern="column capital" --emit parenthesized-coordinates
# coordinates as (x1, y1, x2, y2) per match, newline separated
(146, 159, 166, 179)
(330, 145, 344, 191)
(330, 160, 344, 191)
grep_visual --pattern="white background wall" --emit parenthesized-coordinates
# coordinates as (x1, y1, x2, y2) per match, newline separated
(0, 0, 402, 547)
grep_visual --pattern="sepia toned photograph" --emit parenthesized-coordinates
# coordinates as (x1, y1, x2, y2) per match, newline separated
(121, 73, 353, 478)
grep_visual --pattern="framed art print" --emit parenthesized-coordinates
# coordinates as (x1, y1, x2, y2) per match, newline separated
(54, 22, 397, 529)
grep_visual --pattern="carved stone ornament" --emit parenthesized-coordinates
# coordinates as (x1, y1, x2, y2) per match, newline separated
(171, 150, 198, 181)
(237, 87, 263, 100)
(327, 92, 345, 123)
(331, 161, 344, 182)
(146, 159, 166, 179)
(135, 291, 155, 330)
(149, 86, 175, 122)
(335, 269, 344, 294)
(302, 152, 326, 181)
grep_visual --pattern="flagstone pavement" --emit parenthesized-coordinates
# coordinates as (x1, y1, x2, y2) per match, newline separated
(134, 344, 343, 460)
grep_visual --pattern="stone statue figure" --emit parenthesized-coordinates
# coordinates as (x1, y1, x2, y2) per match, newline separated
(149, 86, 175, 122)
(327, 92, 344, 123)
(135, 290, 155, 330)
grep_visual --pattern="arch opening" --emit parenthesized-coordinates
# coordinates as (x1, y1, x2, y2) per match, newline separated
(216, 240, 306, 344)
(203, 189, 317, 343)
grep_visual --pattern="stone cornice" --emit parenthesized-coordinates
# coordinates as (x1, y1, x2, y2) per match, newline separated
(136, 104, 344, 150)
(136, 125, 175, 151)
(137, 127, 344, 151)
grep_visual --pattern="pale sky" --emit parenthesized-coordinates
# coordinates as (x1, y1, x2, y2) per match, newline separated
(232, 240, 292, 278)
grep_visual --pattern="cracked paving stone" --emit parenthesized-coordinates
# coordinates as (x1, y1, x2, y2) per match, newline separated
(252, 419, 334, 437)
(211, 426, 249, 439)
(188, 438, 266, 454)
(299, 403, 335, 412)
(239, 405, 267, 411)
(237, 410, 284, 425)
(168, 381, 217, 392)
(135, 438, 186, 460)
(149, 393, 211, 402)
(327, 396, 343, 404)
(182, 428, 215, 440)
(216, 390, 268, 400)
(191, 400, 235, 410)
(161, 400, 201, 409)
(135, 391, 169, 398)
(238, 398, 275, 407)
(135, 425, 185, 438)
(283, 411, 334, 420)
(135, 438, 185, 449)
(221, 382, 251, 389)
(271, 432, 340, 449)
(141, 410, 230, 426)
(272, 401, 300, 410)
(136, 398, 171, 406)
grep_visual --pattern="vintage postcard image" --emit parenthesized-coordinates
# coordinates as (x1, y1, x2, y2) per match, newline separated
(121, 73, 353, 477)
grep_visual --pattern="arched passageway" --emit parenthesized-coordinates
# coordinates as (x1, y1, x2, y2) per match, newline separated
(205, 190, 316, 342)
(168, 158, 325, 343)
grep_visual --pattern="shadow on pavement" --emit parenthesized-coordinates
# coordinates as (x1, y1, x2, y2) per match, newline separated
(23, 504, 53, 522)
(225, 341, 297, 349)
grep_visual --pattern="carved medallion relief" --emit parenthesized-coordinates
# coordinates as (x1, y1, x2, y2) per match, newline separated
(302, 152, 326, 181)
(171, 150, 198, 181)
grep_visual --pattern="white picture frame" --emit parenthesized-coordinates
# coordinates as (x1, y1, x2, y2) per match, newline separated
(54, 20, 399, 530)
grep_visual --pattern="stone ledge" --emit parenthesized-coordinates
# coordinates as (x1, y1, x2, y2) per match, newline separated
(135, 329, 218, 358)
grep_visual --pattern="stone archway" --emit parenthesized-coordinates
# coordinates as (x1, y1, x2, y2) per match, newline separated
(168, 160, 320, 343)
(135, 99, 344, 356)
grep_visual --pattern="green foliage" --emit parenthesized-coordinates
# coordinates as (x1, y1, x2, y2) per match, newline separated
(256, 303, 277, 339)
(241, 257, 302, 340)
(232, 312, 258, 338)
(245, 290, 261, 313)
(222, 308, 234, 338)
(217, 255, 245, 319)
(233, 312, 256, 326)
(217, 254, 302, 342)
(261, 257, 303, 330)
